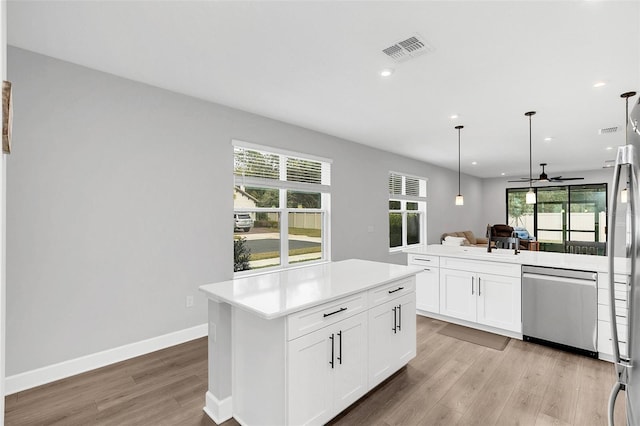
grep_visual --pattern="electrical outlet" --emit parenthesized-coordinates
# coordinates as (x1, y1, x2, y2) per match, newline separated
(367, 225, 374, 233)
(186, 295, 194, 308)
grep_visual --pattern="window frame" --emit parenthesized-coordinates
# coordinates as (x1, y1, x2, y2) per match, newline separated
(233, 140, 332, 275)
(388, 172, 428, 252)
(505, 183, 607, 254)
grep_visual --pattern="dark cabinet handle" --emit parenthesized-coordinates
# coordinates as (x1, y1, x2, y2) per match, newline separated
(471, 276, 475, 295)
(398, 304, 402, 331)
(478, 277, 481, 296)
(323, 307, 347, 318)
(337, 331, 342, 365)
(388, 287, 405, 294)
(329, 334, 334, 368)
(392, 306, 397, 333)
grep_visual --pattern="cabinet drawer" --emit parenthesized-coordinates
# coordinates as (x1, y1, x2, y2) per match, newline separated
(287, 292, 367, 341)
(598, 320, 628, 356)
(597, 287, 628, 305)
(368, 277, 415, 307)
(408, 254, 439, 267)
(598, 273, 630, 290)
(440, 257, 521, 277)
(598, 304, 628, 325)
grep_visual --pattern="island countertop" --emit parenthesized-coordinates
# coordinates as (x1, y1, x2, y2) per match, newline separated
(199, 259, 421, 320)
(405, 244, 630, 274)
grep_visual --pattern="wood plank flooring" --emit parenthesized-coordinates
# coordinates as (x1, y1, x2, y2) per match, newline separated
(5, 315, 626, 425)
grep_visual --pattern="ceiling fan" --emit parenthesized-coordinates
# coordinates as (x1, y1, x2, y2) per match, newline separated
(508, 163, 585, 183)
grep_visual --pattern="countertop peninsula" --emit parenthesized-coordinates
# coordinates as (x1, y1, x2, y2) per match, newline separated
(405, 244, 629, 274)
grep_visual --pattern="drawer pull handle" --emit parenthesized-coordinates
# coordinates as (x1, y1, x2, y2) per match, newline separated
(388, 287, 405, 294)
(415, 258, 431, 262)
(323, 307, 347, 318)
(423, 268, 431, 272)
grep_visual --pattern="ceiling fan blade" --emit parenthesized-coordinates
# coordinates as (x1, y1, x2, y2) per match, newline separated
(549, 176, 585, 182)
(507, 178, 533, 183)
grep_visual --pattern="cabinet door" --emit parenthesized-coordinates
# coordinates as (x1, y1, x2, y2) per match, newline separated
(394, 292, 417, 366)
(332, 312, 368, 413)
(415, 267, 439, 314)
(476, 273, 521, 332)
(287, 328, 333, 426)
(368, 300, 397, 388)
(439, 269, 476, 322)
(368, 293, 417, 389)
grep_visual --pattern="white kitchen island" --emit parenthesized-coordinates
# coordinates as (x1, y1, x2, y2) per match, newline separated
(199, 259, 421, 426)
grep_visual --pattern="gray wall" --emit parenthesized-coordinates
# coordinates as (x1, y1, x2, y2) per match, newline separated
(6, 47, 486, 375)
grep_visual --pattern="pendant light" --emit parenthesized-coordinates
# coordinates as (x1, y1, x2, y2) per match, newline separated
(620, 91, 636, 204)
(525, 111, 537, 204)
(455, 125, 464, 206)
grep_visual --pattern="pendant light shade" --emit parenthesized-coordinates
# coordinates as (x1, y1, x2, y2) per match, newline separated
(525, 111, 537, 205)
(455, 125, 464, 206)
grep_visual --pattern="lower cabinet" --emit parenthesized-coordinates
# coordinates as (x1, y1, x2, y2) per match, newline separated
(408, 254, 440, 314)
(287, 312, 368, 426)
(368, 292, 416, 388)
(439, 267, 521, 333)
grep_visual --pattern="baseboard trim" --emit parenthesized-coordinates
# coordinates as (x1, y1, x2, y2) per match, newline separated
(204, 391, 233, 424)
(5, 323, 208, 395)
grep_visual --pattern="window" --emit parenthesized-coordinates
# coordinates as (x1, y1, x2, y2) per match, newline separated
(233, 141, 331, 273)
(389, 172, 427, 250)
(506, 184, 607, 255)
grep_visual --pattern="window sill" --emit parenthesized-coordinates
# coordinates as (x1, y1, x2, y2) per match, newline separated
(389, 244, 425, 254)
(234, 259, 331, 279)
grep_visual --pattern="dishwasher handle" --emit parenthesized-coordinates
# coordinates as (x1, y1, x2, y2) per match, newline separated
(522, 272, 596, 287)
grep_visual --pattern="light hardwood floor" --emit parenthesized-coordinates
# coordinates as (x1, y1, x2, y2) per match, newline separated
(4, 315, 626, 425)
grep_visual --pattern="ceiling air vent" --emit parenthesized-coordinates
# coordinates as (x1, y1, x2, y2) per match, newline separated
(599, 126, 619, 135)
(382, 34, 433, 63)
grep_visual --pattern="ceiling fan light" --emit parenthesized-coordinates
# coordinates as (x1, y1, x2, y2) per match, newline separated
(455, 194, 464, 206)
(526, 189, 536, 204)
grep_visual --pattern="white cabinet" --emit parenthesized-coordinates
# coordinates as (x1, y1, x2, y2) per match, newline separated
(439, 268, 476, 322)
(476, 272, 521, 331)
(231, 276, 417, 426)
(597, 272, 630, 361)
(439, 257, 522, 333)
(368, 292, 416, 388)
(408, 254, 439, 314)
(287, 312, 368, 426)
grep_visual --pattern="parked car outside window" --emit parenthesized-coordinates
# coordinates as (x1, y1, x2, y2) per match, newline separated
(234, 213, 254, 232)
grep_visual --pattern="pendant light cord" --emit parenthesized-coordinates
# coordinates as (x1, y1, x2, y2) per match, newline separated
(458, 128, 461, 195)
(455, 125, 463, 197)
(529, 114, 532, 188)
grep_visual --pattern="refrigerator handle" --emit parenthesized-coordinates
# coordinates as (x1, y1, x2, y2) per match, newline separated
(608, 154, 624, 365)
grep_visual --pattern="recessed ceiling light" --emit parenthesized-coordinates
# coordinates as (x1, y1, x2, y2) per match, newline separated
(501, 172, 506, 176)
(471, 161, 477, 165)
(450, 114, 459, 119)
(606, 146, 613, 150)
(544, 137, 553, 142)
(593, 81, 607, 88)
(380, 68, 394, 77)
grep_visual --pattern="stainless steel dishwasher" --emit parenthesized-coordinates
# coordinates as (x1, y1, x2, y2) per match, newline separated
(522, 265, 598, 358)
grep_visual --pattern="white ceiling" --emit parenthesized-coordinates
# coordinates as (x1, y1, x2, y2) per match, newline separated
(6, 1, 640, 178)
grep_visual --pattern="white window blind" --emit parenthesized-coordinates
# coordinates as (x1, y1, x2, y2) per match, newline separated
(234, 145, 331, 191)
(388, 172, 427, 201)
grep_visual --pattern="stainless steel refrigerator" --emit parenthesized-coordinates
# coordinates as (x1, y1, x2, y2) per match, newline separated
(608, 93, 640, 425)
